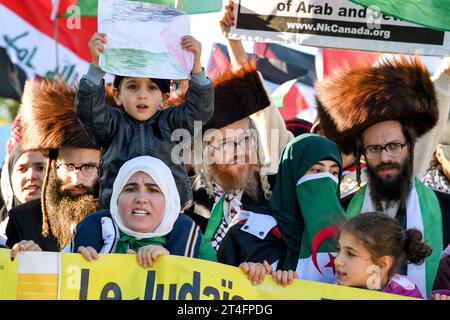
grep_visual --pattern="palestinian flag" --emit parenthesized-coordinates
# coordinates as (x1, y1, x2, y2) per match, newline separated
(0, 0, 95, 87)
(254, 42, 318, 122)
(351, 0, 450, 32)
(206, 42, 318, 122)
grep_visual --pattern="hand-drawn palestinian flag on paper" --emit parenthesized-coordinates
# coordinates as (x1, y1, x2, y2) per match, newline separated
(0, 0, 94, 96)
(295, 172, 345, 283)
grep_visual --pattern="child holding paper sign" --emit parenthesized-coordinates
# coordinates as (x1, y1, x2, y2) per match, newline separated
(76, 32, 214, 211)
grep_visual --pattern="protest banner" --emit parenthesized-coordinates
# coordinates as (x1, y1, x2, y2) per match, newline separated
(228, 0, 450, 56)
(98, 0, 193, 80)
(0, 249, 416, 300)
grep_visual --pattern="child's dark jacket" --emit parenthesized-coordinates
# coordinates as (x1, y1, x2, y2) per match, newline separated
(75, 71, 214, 209)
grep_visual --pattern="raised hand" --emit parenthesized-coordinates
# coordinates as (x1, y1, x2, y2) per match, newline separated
(180, 35, 202, 75)
(219, 0, 235, 34)
(88, 32, 107, 67)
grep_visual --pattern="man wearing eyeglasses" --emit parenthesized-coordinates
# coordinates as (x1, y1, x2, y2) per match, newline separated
(184, 62, 283, 255)
(5, 79, 101, 255)
(315, 56, 450, 298)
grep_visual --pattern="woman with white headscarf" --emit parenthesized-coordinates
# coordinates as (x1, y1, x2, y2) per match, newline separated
(71, 156, 216, 266)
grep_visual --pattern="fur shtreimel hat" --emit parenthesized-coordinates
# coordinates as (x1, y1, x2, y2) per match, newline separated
(315, 56, 438, 155)
(20, 79, 98, 152)
(203, 61, 271, 131)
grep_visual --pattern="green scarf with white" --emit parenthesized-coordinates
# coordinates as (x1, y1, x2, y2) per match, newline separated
(115, 231, 167, 254)
(270, 134, 345, 279)
(347, 178, 443, 297)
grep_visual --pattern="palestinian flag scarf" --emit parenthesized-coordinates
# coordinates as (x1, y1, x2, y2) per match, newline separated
(347, 178, 443, 297)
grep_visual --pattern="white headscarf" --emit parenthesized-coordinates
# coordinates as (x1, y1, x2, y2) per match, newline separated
(109, 156, 181, 239)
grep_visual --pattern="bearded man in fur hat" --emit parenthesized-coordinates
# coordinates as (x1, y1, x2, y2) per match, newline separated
(316, 56, 450, 298)
(184, 58, 296, 256)
(6, 79, 101, 255)
(184, 5, 294, 257)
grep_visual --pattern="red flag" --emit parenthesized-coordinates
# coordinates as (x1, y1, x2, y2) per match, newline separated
(322, 48, 379, 76)
(278, 84, 309, 121)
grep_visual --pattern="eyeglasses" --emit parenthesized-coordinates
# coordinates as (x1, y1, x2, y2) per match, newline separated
(56, 162, 99, 177)
(363, 142, 408, 159)
(208, 135, 252, 152)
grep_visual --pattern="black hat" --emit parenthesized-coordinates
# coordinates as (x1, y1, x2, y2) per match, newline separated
(113, 75, 171, 93)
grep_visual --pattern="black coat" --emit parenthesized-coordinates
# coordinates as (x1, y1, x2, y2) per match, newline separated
(184, 174, 276, 233)
(76, 77, 214, 209)
(5, 199, 59, 251)
(217, 219, 286, 267)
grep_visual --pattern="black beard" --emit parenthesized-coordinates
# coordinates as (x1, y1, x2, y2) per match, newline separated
(45, 168, 99, 248)
(366, 158, 412, 210)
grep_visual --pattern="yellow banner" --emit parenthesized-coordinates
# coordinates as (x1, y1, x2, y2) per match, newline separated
(0, 249, 416, 300)
(0, 249, 18, 299)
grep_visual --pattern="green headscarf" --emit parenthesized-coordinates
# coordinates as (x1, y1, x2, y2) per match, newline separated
(269, 133, 343, 270)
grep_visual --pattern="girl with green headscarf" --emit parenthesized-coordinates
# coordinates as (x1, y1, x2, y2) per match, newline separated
(217, 134, 346, 286)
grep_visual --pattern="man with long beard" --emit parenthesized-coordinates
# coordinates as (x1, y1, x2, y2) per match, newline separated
(6, 79, 100, 253)
(185, 62, 278, 253)
(316, 56, 450, 298)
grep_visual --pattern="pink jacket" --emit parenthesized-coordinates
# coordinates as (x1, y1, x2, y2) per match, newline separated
(383, 274, 423, 299)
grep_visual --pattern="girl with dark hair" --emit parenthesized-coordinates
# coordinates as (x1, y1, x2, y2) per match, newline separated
(335, 212, 431, 298)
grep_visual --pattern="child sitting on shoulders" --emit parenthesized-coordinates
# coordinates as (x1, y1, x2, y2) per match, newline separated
(76, 32, 214, 210)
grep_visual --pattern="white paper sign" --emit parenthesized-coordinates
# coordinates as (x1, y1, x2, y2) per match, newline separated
(98, 0, 194, 79)
(229, 0, 450, 56)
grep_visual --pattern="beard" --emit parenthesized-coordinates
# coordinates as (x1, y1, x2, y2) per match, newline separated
(208, 163, 259, 200)
(45, 168, 99, 248)
(366, 157, 412, 210)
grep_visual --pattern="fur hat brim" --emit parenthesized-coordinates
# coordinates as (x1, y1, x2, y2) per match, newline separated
(203, 61, 271, 131)
(20, 79, 98, 152)
(316, 56, 438, 155)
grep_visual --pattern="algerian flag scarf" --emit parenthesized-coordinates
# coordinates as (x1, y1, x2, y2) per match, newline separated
(295, 172, 346, 283)
(270, 134, 344, 277)
(347, 178, 443, 297)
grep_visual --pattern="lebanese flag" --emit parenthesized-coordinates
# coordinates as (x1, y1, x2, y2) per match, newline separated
(0, 0, 96, 86)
